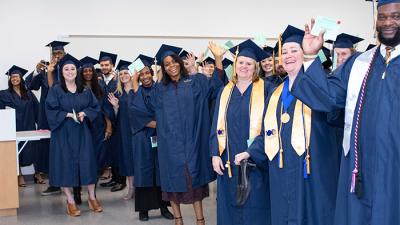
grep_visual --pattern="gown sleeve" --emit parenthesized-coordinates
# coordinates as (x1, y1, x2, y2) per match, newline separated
(290, 54, 359, 112)
(82, 90, 100, 123)
(45, 86, 68, 131)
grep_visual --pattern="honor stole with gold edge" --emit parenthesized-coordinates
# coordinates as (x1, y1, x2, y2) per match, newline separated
(216, 79, 265, 178)
(264, 80, 312, 178)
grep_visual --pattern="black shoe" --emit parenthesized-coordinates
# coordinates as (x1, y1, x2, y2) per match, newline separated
(41, 186, 61, 196)
(100, 180, 117, 188)
(139, 211, 149, 221)
(110, 183, 126, 192)
(160, 207, 174, 220)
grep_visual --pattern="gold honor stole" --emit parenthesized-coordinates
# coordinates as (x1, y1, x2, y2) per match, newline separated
(217, 79, 265, 178)
(264, 83, 312, 174)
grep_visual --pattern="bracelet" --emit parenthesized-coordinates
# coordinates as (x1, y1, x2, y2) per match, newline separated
(303, 54, 318, 59)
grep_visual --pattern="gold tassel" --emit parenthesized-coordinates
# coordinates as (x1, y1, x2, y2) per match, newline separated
(306, 154, 311, 175)
(272, 51, 276, 74)
(278, 33, 282, 65)
(226, 160, 232, 178)
(232, 46, 239, 82)
(279, 149, 283, 168)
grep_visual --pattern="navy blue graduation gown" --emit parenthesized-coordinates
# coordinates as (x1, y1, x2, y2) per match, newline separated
(247, 79, 340, 225)
(114, 89, 135, 176)
(0, 89, 39, 166)
(129, 72, 223, 193)
(263, 74, 283, 87)
(86, 83, 113, 172)
(209, 81, 275, 225)
(291, 48, 400, 225)
(98, 78, 119, 167)
(25, 71, 53, 173)
(45, 84, 99, 187)
(128, 85, 160, 187)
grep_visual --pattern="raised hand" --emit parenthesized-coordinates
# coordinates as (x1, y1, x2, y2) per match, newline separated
(302, 18, 325, 55)
(108, 93, 119, 108)
(208, 41, 226, 58)
(186, 52, 197, 68)
(47, 58, 57, 73)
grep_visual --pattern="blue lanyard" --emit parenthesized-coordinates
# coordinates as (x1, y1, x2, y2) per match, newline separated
(281, 79, 294, 112)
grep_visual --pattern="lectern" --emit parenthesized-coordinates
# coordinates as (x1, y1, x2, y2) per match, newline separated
(0, 109, 18, 216)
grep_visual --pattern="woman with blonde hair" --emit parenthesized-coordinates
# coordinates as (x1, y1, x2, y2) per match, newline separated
(210, 39, 278, 225)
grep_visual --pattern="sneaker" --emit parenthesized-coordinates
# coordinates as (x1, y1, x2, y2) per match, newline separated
(41, 186, 61, 196)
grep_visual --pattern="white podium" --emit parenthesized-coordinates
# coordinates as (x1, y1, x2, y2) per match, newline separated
(0, 109, 18, 216)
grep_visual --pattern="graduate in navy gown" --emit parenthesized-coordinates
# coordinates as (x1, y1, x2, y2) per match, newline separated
(236, 25, 340, 225)
(327, 33, 363, 68)
(0, 65, 39, 187)
(107, 59, 134, 198)
(24, 41, 69, 194)
(291, 2, 400, 224)
(97, 51, 126, 192)
(129, 44, 224, 225)
(259, 46, 283, 87)
(45, 54, 102, 216)
(209, 39, 276, 225)
(70, 56, 114, 205)
(129, 54, 174, 221)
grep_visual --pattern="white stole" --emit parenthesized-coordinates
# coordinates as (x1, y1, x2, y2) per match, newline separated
(343, 46, 378, 156)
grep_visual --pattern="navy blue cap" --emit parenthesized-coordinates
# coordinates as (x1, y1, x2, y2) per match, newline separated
(135, 54, 155, 67)
(321, 46, 333, 69)
(179, 50, 198, 60)
(155, 44, 182, 64)
(99, 51, 118, 65)
(374, 0, 400, 8)
(262, 46, 274, 58)
(366, 44, 377, 51)
(116, 60, 132, 71)
(222, 58, 233, 68)
(229, 39, 269, 62)
(327, 33, 364, 48)
(80, 56, 99, 68)
(6, 65, 28, 76)
(59, 54, 82, 69)
(281, 25, 305, 45)
(203, 57, 215, 65)
(273, 42, 280, 56)
(46, 41, 69, 51)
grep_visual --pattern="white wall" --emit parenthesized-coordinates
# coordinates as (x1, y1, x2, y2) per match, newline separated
(0, 0, 376, 89)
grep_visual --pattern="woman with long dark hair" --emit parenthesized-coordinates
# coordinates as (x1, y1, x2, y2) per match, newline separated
(45, 54, 101, 216)
(0, 65, 39, 187)
(130, 44, 224, 225)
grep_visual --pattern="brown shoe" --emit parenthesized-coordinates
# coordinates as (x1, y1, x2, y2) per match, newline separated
(66, 202, 81, 217)
(88, 198, 103, 213)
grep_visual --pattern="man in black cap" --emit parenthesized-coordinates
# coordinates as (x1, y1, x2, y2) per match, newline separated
(97, 51, 126, 192)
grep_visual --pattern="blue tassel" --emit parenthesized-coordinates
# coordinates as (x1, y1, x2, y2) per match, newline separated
(303, 158, 308, 179)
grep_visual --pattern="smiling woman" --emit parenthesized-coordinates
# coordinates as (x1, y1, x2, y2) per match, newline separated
(129, 43, 224, 225)
(45, 54, 101, 217)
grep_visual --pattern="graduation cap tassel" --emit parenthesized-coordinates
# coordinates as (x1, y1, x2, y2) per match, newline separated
(278, 33, 282, 65)
(232, 46, 239, 82)
(272, 51, 276, 75)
